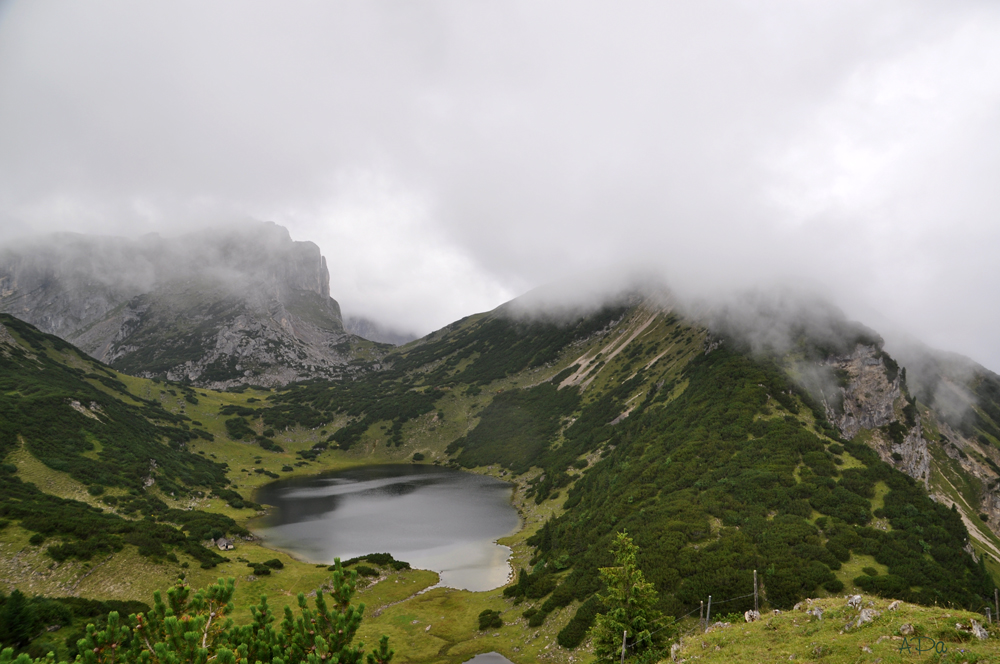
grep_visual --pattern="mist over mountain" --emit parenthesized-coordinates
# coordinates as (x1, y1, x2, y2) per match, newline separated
(4, 240, 1000, 658)
(342, 316, 417, 346)
(0, 222, 388, 388)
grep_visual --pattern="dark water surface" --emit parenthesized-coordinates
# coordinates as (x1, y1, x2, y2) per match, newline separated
(253, 465, 521, 591)
(462, 654, 514, 664)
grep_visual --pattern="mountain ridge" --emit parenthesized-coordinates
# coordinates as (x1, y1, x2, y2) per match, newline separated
(0, 223, 389, 388)
(4, 238, 1000, 662)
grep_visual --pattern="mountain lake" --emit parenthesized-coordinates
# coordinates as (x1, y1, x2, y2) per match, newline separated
(252, 464, 521, 592)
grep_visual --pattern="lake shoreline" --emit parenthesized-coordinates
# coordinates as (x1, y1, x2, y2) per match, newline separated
(249, 463, 521, 592)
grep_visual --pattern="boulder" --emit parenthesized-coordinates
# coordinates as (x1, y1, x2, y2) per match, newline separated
(855, 608, 881, 628)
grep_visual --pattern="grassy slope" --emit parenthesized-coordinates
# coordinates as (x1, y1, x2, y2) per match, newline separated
(671, 594, 998, 663)
(5, 303, 1000, 663)
(3, 304, 667, 662)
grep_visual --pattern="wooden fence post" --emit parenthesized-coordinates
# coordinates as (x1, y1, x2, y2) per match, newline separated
(754, 570, 758, 614)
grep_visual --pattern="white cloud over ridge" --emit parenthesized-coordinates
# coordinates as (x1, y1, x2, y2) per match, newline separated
(0, 1, 998, 369)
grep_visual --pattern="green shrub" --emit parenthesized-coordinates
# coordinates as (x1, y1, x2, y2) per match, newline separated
(247, 563, 271, 576)
(527, 611, 547, 627)
(478, 609, 502, 630)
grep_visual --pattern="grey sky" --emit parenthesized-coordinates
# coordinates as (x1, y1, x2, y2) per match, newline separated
(1, 1, 998, 370)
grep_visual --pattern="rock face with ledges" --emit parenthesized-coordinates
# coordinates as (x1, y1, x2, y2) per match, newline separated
(0, 222, 386, 388)
(821, 343, 931, 487)
(826, 344, 901, 439)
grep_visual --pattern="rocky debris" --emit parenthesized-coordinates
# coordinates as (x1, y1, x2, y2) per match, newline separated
(899, 623, 914, 635)
(847, 595, 863, 610)
(68, 399, 102, 421)
(670, 642, 682, 661)
(806, 607, 823, 620)
(952, 620, 991, 640)
(855, 608, 881, 628)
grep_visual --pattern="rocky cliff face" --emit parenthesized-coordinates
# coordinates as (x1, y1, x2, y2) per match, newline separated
(812, 336, 1000, 558)
(825, 345, 901, 438)
(821, 343, 930, 486)
(0, 222, 386, 388)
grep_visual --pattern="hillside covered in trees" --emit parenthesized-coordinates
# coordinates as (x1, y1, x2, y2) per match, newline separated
(3, 287, 1000, 662)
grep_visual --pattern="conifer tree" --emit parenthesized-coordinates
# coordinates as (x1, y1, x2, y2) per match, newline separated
(0, 590, 35, 650)
(0, 559, 393, 664)
(590, 531, 671, 663)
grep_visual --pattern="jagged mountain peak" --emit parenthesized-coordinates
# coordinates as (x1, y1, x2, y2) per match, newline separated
(0, 222, 387, 388)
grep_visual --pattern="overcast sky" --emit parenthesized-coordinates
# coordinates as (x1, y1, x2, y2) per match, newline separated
(1, 1, 998, 370)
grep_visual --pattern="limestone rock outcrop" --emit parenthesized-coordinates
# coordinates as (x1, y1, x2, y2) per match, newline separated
(820, 344, 930, 486)
(0, 222, 386, 388)
(825, 344, 901, 439)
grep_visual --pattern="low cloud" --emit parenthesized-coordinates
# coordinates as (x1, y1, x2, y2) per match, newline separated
(0, 2, 998, 370)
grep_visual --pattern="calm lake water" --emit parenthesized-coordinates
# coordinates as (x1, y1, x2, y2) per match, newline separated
(252, 464, 521, 591)
(463, 654, 514, 664)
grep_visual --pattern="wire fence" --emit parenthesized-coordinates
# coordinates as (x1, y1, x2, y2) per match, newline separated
(601, 588, 759, 659)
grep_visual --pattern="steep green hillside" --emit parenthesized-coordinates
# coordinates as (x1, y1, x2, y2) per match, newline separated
(0, 314, 245, 569)
(221, 295, 999, 654)
(4, 289, 1000, 664)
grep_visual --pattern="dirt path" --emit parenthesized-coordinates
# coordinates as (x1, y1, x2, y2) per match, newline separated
(371, 585, 434, 618)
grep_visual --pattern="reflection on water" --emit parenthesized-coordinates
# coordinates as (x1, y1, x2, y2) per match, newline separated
(253, 465, 521, 591)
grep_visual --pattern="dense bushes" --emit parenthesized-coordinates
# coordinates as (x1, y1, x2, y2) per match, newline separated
(0, 315, 229, 496)
(477, 609, 502, 630)
(0, 592, 149, 660)
(0, 561, 393, 664)
(387, 304, 630, 385)
(450, 383, 580, 472)
(520, 347, 995, 641)
(338, 552, 411, 571)
(0, 464, 239, 568)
